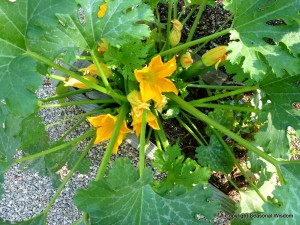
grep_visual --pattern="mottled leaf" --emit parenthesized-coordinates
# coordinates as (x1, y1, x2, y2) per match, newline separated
(225, 0, 300, 80)
(196, 135, 234, 174)
(255, 74, 300, 158)
(74, 158, 219, 225)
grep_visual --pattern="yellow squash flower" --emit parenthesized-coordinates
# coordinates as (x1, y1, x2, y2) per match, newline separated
(64, 75, 98, 89)
(87, 114, 131, 154)
(98, 0, 108, 18)
(154, 95, 167, 113)
(169, 19, 183, 47)
(202, 46, 227, 70)
(131, 110, 159, 136)
(79, 63, 112, 77)
(180, 52, 193, 68)
(134, 55, 178, 103)
(127, 90, 150, 117)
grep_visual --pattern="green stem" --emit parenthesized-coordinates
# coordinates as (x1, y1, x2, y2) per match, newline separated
(40, 99, 114, 108)
(190, 85, 259, 104)
(191, 103, 261, 114)
(57, 117, 86, 143)
(139, 110, 148, 176)
(95, 103, 129, 180)
(187, 84, 245, 90)
(76, 55, 93, 61)
(91, 48, 110, 89)
(45, 106, 108, 128)
(181, 111, 208, 145)
(26, 51, 127, 102)
(185, 1, 207, 44)
(41, 88, 92, 103)
(160, 28, 231, 57)
(213, 129, 267, 202)
(45, 73, 66, 82)
(181, 6, 197, 25)
(166, 93, 282, 180)
(44, 137, 95, 214)
(15, 130, 95, 163)
(176, 116, 204, 146)
(224, 174, 241, 192)
(152, 109, 169, 150)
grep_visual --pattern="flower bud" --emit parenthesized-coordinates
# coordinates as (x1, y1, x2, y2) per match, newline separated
(202, 46, 227, 69)
(64, 76, 98, 89)
(169, 19, 183, 47)
(97, 38, 108, 55)
(180, 52, 193, 68)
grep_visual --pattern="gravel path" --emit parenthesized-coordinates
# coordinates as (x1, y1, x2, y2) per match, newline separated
(0, 81, 231, 225)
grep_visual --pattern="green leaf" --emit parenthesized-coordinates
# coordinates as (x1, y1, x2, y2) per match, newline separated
(255, 74, 300, 158)
(57, 0, 154, 49)
(0, 214, 45, 225)
(0, 0, 76, 116)
(196, 135, 234, 174)
(0, 104, 21, 173)
(205, 108, 234, 136)
(74, 158, 219, 225)
(225, 0, 300, 80)
(20, 113, 50, 155)
(252, 163, 300, 225)
(152, 143, 211, 194)
(246, 151, 266, 174)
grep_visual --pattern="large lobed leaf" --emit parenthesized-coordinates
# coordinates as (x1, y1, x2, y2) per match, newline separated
(56, 0, 154, 49)
(0, 0, 77, 117)
(225, 0, 300, 81)
(74, 158, 219, 225)
(255, 74, 300, 159)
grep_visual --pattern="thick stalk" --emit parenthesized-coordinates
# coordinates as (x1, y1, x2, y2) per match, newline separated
(139, 110, 148, 176)
(15, 130, 95, 163)
(95, 103, 129, 180)
(26, 51, 127, 102)
(91, 48, 110, 89)
(176, 116, 204, 145)
(166, 93, 281, 174)
(190, 85, 259, 104)
(160, 28, 231, 57)
(152, 109, 170, 150)
(44, 137, 95, 214)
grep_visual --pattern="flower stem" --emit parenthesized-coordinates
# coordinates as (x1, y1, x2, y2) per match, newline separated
(95, 103, 129, 181)
(152, 109, 169, 150)
(40, 99, 114, 108)
(160, 28, 231, 56)
(44, 137, 95, 214)
(57, 117, 86, 143)
(190, 85, 259, 104)
(166, 93, 280, 169)
(139, 110, 148, 176)
(191, 103, 261, 113)
(15, 130, 95, 163)
(91, 48, 110, 89)
(26, 50, 127, 102)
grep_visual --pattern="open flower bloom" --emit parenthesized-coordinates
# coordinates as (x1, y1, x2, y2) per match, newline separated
(98, 0, 108, 18)
(97, 38, 108, 55)
(202, 46, 227, 70)
(127, 90, 150, 117)
(131, 110, 159, 136)
(87, 114, 131, 154)
(180, 52, 193, 68)
(79, 63, 112, 77)
(64, 75, 98, 89)
(134, 55, 178, 103)
(169, 19, 183, 47)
